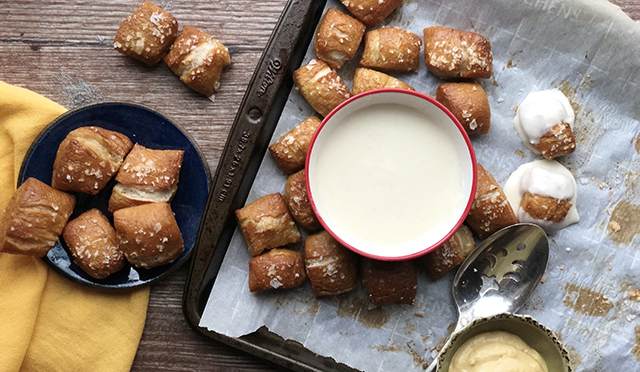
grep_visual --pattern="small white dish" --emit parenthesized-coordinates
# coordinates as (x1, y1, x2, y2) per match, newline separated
(306, 89, 476, 260)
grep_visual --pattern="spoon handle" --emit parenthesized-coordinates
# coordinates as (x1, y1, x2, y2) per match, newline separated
(425, 358, 438, 372)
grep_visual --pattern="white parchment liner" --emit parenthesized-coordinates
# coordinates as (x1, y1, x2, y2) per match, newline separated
(201, 1, 640, 370)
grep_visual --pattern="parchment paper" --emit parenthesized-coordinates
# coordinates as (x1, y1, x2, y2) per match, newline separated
(201, 0, 640, 370)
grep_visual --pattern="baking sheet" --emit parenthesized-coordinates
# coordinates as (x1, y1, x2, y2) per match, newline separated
(200, 0, 640, 370)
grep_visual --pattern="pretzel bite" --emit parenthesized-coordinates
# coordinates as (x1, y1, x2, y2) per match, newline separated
(305, 231, 357, 296)
(52, 127, 133, 195)
(248, 249, 306, 292)
(0, 178, 75, 257)
(422, 225, 475, 280)
(423, 26, 492, 79)
(62, 209, 125, 279)
(534, 123, 576, 160)
(114, 1, 178, 66)
(352, 68, 415, 94)
(436, 82, 491, 135)
(314, 8, 366, 70)
(113, 202, 184, 269)
(340, 0, 403, 27)
(360, 27, 422, 73)
(164, 25, 231, 96)
(514, 89, 576, 159)
(109, 144, 184, 212)
(466, 163, 517, 239)
(293, 59, 352, 117)
(360, 258, 417, 306)
(520, 192, 572, 223)
(235, 193, 301, 257)
(284, 170, 321, 232)
(268, 116, 321, 173)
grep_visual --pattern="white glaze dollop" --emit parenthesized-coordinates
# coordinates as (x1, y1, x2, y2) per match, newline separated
(504, 159, 579, 234)
(514, 89, 574, 151)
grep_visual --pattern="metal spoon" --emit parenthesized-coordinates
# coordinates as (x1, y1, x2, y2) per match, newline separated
(427, 223, 549, 371)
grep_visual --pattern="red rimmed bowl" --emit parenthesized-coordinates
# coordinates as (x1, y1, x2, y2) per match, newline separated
(306, 89, 477, 261)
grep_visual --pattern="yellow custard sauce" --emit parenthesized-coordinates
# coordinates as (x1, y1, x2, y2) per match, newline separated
(449, 331, 549, 372)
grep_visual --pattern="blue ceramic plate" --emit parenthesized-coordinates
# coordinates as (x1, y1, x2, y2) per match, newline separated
(18, 102, 211, 290)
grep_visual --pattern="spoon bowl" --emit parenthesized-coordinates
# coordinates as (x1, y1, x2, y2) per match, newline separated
(452, 223, 548, 331)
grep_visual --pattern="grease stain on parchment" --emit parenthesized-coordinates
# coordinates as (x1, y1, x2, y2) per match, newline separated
(634, 134, 640, 155)
(336, 296, 389, 329)
(373, 343, 400, 352)
(55, 72, 105, 108)
(431, 335, 447, 353)
(429, 323, 456, 353)
(632, 326, 640, 361)
(607, 199, 640, 245)
(293, 297, 320, 315)
(274, 297, 288, 310)
(372, 341, 428, 369)
(504, 50, 523, 70)
(624, 171, 640, 199)
(552, 80, 580, 113)
(565, 343, 584, 369)
(404, 319, 416, 335)
(556, 333, 584, 369)
(563, 283, 613, 317)
(406, 341, 428, 369)
(514, 149, 525, 158)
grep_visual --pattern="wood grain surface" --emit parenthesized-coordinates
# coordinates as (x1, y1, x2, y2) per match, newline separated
(0, 1, 637, 371)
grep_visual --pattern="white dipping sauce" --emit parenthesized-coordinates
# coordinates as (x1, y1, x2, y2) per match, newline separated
(309, 103, 464, 256)
(514, 89, 574, 151)
(504, 159, 579, 234)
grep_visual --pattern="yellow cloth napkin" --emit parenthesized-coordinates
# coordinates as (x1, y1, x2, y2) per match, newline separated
(0, 82, 150, 372)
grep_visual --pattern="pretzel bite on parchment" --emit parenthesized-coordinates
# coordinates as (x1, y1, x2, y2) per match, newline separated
(340, 0, 404, 27)
(352, 68, 415, 94)
(423, 26, 492, 79)
(436, 82, 491, 135)
(314, 8, 366, 70)
(293, 59, 352, 117)
(284, 170, 321, 232)
(422, 224, 475, 280)
(235, 193, 301, 257)
(361, 258, 417, 306)
(466, 164, 517, 239)
(248, 249, 307, 292)
(268, 116, 322, 173)
(360, 27, 422, 73)
(114, 1, 178, 66)
(304, 231, 357, 296)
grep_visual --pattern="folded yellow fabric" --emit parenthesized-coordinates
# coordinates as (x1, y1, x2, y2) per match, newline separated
(0, 82, 150, 372)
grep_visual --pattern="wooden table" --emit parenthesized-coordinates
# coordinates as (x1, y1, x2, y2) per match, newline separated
(0, 1, 638, 371)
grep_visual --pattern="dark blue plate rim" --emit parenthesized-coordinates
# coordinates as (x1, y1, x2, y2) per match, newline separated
(17, 102, 211, 291)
